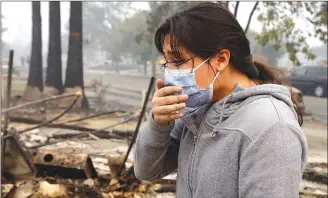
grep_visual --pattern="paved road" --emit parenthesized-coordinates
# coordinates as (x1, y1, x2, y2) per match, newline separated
(85, 70, 327, 122)
(302, 121, 327, 163)
(303, 96, 327, 123)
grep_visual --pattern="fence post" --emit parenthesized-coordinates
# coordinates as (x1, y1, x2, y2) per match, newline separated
(151, 43, 157, 95)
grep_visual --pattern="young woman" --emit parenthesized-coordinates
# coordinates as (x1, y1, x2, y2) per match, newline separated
(134, 2, 308, 198)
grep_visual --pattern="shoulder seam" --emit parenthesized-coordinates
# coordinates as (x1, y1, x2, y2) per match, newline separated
(251, 120, 291, 142)
(218, 127, 254, 141)
(241, 121, 286, 154)
(269, 97, 282, 121)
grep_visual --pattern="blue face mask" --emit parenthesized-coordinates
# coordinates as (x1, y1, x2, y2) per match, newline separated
(164, 58, 220, 108)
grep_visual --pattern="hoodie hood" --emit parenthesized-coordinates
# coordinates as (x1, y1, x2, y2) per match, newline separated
(181, 83, 297, 136)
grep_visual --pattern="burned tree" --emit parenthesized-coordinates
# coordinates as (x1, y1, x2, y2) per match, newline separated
(45, 1, 63, 96)
(64, 1, 88, 108)
(24, 1, 43, 100)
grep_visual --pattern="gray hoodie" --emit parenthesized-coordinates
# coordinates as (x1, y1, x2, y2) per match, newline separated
(134, 84, 308, 198)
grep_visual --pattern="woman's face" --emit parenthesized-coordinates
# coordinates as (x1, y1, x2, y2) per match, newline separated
(163, 36, 216, 89)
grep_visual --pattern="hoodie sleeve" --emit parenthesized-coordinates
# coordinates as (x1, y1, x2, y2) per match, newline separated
(239, 121, 308, 198)
(134, 112, 183, 181)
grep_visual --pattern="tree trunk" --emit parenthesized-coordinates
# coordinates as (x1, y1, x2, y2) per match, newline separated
(45, 1, 63, 96)
(64, 1, 88, 108)
(24, 1, 43, 101)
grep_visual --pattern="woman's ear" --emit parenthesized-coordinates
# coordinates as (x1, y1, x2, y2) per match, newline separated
(210, 49, 231, 72)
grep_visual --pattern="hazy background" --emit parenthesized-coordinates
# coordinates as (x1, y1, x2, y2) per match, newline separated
(2, 2, 327, 69)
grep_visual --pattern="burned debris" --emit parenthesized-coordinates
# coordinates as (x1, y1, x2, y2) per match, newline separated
(1, 76, 178, 197)
(33, 150, 98, 179)
(1, 52, 327, 198)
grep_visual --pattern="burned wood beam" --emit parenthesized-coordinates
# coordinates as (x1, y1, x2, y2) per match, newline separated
(57, 110, 127, 125)
(1, 92, 80, 114)
(9, 114, 137, 138)
(10, 116, 119, 133)
(17, 93, 81, 133)
(33, 150, 97, 179)
(29, 114, 138, 149)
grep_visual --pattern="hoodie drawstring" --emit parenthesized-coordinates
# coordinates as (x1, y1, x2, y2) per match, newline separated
(211, 94, 234, 138)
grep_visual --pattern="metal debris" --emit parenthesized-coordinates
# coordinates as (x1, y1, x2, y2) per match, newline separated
(33, 150, 97, 179)
(2, 129, 36, 179)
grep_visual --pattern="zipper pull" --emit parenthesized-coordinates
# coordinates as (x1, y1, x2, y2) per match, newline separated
(211, 132, 217, 138)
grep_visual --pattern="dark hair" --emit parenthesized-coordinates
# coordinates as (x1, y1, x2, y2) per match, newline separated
(154, 2, 303, 126)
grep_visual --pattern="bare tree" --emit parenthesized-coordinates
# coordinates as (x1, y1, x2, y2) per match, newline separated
(24, 1, 43, 100)
(45, 1, 63, 96)
(64, 1, 88, 108)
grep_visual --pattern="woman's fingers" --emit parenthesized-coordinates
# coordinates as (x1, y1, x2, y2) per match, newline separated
(152, 94, 188, 106)
(152, 82, 187, 125)
(154, 86, 182, 97)
(154, 112, 184, 123)
(152, 103, 186, 114)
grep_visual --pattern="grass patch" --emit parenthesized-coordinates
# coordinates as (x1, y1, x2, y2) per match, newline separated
(3, 79, 26, 96)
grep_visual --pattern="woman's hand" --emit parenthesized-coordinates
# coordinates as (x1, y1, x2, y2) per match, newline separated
(151, 79, 188, 126)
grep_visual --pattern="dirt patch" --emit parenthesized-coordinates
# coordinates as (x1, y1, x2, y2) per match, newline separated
(302, 121, 327, 163)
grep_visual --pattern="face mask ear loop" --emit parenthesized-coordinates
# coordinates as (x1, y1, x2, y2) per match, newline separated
(210, 70, 221, 85)
(193, 58, 210, 72)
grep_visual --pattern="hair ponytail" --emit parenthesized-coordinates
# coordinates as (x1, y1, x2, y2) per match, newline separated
(252, 60, 303, 126)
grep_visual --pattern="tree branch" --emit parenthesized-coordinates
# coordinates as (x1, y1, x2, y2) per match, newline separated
(234, 1, 240, 17)
(244, 1, 259, 34)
